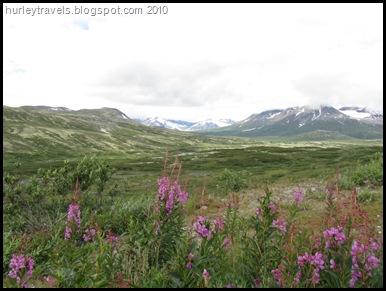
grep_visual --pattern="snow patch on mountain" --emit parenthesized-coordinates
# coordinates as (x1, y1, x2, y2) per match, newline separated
(267, 112, 281, 119)
(339, 109, 371, 119)
(295, 107, 305, 116)
(311, 107, 322, 121)
(338, 106, 382, 121)
(49, 107, 72, 111)
(242, 128, 256, 132)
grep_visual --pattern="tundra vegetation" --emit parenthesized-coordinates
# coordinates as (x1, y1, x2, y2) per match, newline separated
(3, 143, 383, 288)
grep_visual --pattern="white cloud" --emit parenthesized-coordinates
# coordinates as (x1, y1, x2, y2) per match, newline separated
(3, 3, 383, 121)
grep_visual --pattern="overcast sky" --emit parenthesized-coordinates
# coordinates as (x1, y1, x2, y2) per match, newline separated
(3, 3, 383, 122)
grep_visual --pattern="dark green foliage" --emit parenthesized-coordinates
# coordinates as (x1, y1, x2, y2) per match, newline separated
(240, 187, 282, 282)
(339, 152, 383, 189)
(351, 152, 383, 186)
(3, 157, 116, 233)
(218, 168, 249, 193)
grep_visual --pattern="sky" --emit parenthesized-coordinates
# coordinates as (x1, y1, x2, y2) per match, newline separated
(3, 3, 383, 122)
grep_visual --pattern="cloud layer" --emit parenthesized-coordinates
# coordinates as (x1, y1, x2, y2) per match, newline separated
(3, 3, 383, 121)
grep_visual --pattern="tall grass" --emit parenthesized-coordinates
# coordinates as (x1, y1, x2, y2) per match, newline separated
(3, 151, 383, 288)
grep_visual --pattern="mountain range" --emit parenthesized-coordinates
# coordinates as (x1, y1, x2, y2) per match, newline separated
(134, 106, 382, 137)
(134, 117, 236, 131)
(134, 106, 382, 139)
(3, 105, 383, 151)
(198, 106, 383, 139)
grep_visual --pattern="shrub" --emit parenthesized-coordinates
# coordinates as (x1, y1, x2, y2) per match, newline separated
(218, 168, 249, 193)
(340, 152, 383, 189)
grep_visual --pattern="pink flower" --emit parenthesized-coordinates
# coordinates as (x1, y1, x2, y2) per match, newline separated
(268, 202, 276, 213)
(330, 259, 336, 269)
(64, 204, 81, 240)
(271, 268, 282, 286)
(324, 226, 346, 248)
(349, 277, 357, 287)
(213, 219, 225, 232)
(311, 252, 324, 270)
(272, 218, 287, 234)
(8, 254, 25, 282)
(253, 279, 261, 287)
(106, 234, 119, 243)
(157, 177, 169, 201)
(193, 217, 212, 239)
(156, 178, 189, 216)
(186, 253, 195, 269)
(222, 237, 232, 250)
(43, 275, 58, 287)
(294, 190, 303, 203)
(295, 270, 302, 283)
(351, 240, 360, 256)
(67, 204, 81, 228)
(367, 254, 379, 268)
(8, 254, 34, 287)
(312, 268, 321, 285)
(25, 258, 34, 279)
(203, 269, 211, 281)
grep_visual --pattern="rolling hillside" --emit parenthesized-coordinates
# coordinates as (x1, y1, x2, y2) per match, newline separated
(3, 105, 251, 171)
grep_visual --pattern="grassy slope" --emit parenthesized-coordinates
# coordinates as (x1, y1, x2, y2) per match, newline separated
(3, 105, 257, 175)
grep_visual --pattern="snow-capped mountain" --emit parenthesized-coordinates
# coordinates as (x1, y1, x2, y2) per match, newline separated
(134, 117, 195, 131)
(200, 105, 383, 140)
(186, 119, 236, 131)
(135, 117, 236, 131)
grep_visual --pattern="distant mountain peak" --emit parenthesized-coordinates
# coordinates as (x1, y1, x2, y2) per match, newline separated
(134, 117, 195, 131)
(135, 117, 236, 131)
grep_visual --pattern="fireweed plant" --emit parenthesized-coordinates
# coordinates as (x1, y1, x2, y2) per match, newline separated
(3, 154, 383, 288)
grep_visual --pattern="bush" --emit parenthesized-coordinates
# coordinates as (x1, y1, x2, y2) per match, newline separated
(340, 152, 383, 189)
(218, 168, 249, 193)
